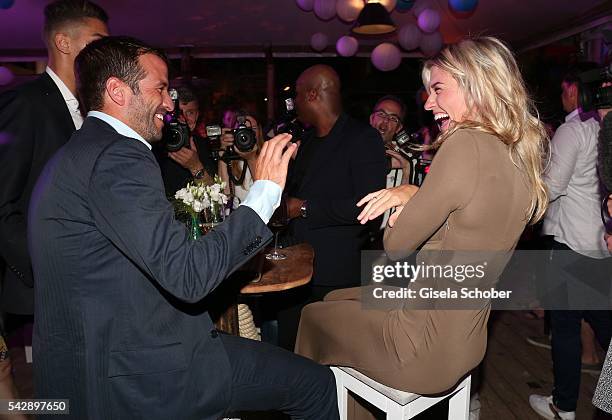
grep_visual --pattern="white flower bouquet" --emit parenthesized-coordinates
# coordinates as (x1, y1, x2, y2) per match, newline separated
(173, 176, 228, 237)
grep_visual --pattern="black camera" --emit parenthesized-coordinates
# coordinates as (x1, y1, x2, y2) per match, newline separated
(233, 115, 258, 153)
(273, 98, 304, 142)
(392, 129, 422, 157)
(578, 64, 612, 112)
(163, 88, 191, 152)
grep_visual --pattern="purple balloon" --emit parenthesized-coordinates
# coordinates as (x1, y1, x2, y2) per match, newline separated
(311, 32, 329, 52)
(449, 0, 478, 13)
(336, 36, 359, 57)
(371, 43, 402, 72)
(420, 31, 443, 56)
(314, 0, 337, 20)
(296, 0, 315, 11)
(0, 66, 14, 86)
(417, 8, 440, 33)
(398, 23, 422, 51)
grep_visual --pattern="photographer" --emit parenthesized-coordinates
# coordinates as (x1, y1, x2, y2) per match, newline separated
(217, 112, 265, 204)
(157, 85, 217, 196)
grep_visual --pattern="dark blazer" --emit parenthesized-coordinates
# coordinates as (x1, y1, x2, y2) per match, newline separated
(286, 113, 387, 287)
(29, 117, 271, 419)
(0, 72, 75, 315)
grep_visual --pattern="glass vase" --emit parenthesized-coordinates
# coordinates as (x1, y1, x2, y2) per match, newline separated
(189, 212, 202, 240)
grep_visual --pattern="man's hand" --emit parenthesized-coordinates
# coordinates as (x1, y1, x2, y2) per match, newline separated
(386, 149, 409, 170)
(168, 137, 203, 174)
(286, 197, 305, 219)
(254, 133, 297, 190)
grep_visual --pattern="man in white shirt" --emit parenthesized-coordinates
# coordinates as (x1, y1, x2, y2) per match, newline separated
(530, 69, 612, 420)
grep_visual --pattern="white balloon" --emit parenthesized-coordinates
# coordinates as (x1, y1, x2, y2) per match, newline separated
(371, 43, 402, 72)
(336, 0, 363, 22)
(311, 32, 329, 51)
(420, 31, 443, 56)
(314, 0, 337, 20)
(397, 23, 422, 50)
(0, 66, 14, 86)
(336, 35, 359, 57)
(296, 0, 315, 11)
(417, 8, 440, 33)
(378, 0, 397, 12)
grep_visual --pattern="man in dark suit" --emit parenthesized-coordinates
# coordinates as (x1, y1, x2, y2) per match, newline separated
(0, 0, 108, 405)
(29, 36, 338, 420)
(278, 65, 387, 349)
(0, 0, 108, 316)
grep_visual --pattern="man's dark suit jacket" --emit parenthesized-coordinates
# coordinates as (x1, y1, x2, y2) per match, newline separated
(29, 117, 271, 419)
(286, 113, 387, 287)
(0, 72, 75, 315)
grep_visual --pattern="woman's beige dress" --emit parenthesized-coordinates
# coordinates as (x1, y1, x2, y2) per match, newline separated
(295, 129, 531, 401)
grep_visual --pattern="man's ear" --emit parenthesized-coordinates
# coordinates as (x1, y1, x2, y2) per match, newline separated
(568, 83, 578, 100)
(395, 123, 404, 134)
(307, 88, 318, 102)
(53, 32, 71, 55)
(105, 77, 128, 107)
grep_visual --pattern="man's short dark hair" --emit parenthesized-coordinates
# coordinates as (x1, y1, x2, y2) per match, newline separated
(562, 62, 599, 93)
(43, 0, 108, 40)
(373, 95, 407, 120)
(177, 85, 198, 105)
(75, 36, 168, 112)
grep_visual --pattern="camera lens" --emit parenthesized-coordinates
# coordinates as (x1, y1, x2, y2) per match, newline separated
(233, 127, 257, 152)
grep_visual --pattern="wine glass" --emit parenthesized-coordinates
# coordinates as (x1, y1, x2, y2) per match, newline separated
(265, 199, 288, 261)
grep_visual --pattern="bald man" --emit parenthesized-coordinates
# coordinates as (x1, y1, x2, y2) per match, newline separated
(279, 65, 387, 349)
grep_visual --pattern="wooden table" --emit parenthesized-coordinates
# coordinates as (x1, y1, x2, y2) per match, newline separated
(215, 243, 314, 335)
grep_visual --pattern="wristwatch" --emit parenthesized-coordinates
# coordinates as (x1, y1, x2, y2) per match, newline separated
(192, 168, 205, 180)
(300, 200, 308, 218)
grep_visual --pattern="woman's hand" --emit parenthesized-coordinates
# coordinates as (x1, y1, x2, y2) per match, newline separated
(388, 205, 404, 227)
(356, 184, 419, 224)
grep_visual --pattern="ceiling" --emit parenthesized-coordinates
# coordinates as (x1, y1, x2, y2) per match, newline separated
(0, 0, 610, 60)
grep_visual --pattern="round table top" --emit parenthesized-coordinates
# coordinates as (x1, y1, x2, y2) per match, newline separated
(240, 242, 314, 294)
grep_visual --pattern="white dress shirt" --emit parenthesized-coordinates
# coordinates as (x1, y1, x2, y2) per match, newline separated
(88, 111, 280, 224)
(543, 108, 608, 258)
(46, 66, 83, 129)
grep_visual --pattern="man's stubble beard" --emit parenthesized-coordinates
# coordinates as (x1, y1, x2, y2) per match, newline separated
(127, 94, 163, 143)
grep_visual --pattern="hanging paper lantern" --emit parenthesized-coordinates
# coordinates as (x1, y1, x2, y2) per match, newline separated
(311, 32, 329, 52)
(420, 31, 443, 56)
(336, 0, 363, 22)
(314, 0, 337, 20)
(412, 0, 434, 17)
(336, 35, 359, 57)
(417, 8, 440, 33)
(0, 0, 15, 9)
(398, 23, 422, 51)
(371, 43, 402, 72)
(396, 0, 415, 12)
(448, 0, 478, 13)
(0, 66, 14, 86)
(296, 0, 315, 12)
(378, 0, 397, 13)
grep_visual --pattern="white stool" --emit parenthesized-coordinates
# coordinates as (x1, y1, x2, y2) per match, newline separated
(331, 367, 471, 420)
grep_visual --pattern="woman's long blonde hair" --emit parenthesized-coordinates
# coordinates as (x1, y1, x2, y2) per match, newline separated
(421, 36, 549, 224)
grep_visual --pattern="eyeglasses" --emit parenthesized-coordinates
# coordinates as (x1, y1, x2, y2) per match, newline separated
(372, 110, 401, 125)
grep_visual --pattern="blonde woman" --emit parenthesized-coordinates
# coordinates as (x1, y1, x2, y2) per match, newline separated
(295, 36, 548, 417)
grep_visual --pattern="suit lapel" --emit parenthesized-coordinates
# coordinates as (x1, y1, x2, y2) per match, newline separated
(297, 113, 349, 192)
(38, 72, 77, 134)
